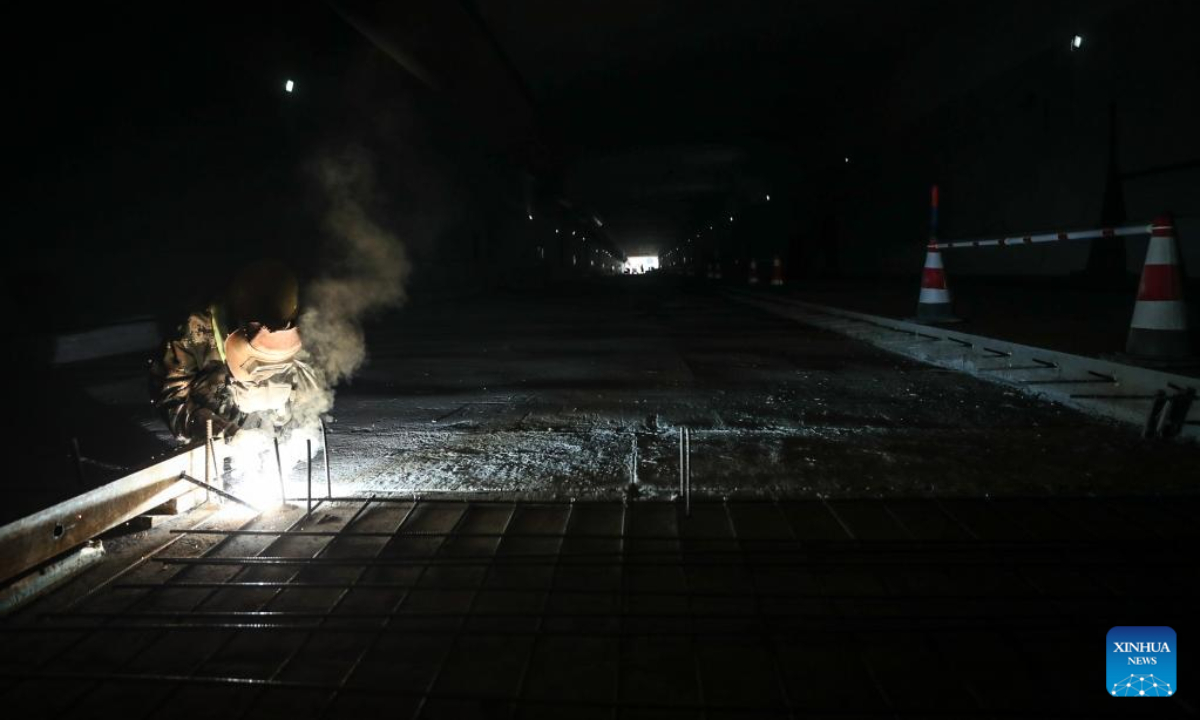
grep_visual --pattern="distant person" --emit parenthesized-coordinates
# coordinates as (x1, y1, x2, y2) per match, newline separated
(149, 260, 314, 442)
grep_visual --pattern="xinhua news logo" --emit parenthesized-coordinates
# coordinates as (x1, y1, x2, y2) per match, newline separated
(1108, 626, 1176, 697)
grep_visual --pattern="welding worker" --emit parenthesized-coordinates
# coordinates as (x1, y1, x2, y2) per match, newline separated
(150, 260, 311, 442)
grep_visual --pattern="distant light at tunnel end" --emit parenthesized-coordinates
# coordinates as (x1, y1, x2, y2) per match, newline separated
(624, 255, 659, 274)
(285, 79, 294, 93)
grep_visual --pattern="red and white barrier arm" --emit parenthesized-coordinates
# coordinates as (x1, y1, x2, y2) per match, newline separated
(932, 224, 1150, 250)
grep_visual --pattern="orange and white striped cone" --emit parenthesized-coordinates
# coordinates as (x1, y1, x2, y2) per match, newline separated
(915, 242, 958, 322)
(748, 259, 759, 285)
(1126, 214, 1191, 358)
(770, 256, 784, 286)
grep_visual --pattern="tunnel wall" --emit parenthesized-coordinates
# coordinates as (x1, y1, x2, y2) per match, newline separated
(6, 4, 604, 342)
(826, 0, 1199, 279)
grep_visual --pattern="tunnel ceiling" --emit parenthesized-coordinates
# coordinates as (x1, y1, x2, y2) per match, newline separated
(475, 0, 943, 254)
(338, 0, 964, 253)
(32, 2, 1133, 261)
(339, 0, 1135, 255)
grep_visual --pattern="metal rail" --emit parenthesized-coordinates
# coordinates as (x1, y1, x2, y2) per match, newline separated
(0, 443, 208, 584)
(931, 223, 1148, 250)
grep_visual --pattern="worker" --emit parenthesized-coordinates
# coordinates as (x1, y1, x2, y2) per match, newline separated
(150, 260, 314, 442)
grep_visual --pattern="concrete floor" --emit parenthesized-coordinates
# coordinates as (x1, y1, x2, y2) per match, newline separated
(14, 275, 1196, 525)
(5, 276, 1199, 718)
(300, 276, 1198, 501)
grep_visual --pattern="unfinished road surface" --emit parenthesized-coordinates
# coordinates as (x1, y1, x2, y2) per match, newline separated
(5, 276, 1198, 720)
(305, 276, 1197, 501)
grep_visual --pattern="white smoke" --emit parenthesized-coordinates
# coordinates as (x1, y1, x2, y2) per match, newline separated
(289, 146, 412, 426)
(224, 146, 410, 506)
(305, 148, 411, 379)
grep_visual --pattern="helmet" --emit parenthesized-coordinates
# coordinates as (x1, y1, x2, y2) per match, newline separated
(226, 260, 299, 330)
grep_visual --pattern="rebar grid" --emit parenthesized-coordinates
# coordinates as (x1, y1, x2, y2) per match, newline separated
(0, 495, 1191, 719)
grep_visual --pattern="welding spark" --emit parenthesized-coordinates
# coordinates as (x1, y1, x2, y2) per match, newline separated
(219, 425, 322, 513)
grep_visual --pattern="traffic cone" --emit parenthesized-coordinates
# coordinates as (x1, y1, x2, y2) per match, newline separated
(748, 259, 759, 285)
(915, 242, 957, 322)
(770, 256, 784, 286)
(1126, 214, 1191, 358)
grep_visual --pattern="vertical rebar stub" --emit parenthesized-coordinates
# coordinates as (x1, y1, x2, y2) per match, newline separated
(274, 436, 285, 506)
(679, 427, 685, 499)
(685, 428, 692, 518)
(631, 434, 638, 487)
(322, 417, 332, 499)
(204, 419, 214, 504)
(306, 439, 313, 517)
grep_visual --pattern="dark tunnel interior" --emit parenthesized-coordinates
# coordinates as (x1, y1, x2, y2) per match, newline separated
(2, 2, 1199, 717)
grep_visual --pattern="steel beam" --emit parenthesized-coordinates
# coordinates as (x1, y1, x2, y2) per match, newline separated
(0, 444, 206, 584)
(0, 540, 106, 614)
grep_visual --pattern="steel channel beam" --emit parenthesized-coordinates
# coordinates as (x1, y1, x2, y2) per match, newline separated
(0, 444, 206, 584)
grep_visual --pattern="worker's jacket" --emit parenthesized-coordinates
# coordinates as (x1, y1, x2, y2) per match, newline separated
(149, 305, 243, 440)
(151, 305, 318, 441)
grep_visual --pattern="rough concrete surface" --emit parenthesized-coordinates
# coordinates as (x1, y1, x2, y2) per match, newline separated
(285, 276, 1199, 501)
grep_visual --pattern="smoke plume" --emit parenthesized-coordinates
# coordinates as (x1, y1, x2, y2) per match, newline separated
(290, 146, 412, 427)
(224, 146, 410, 504)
